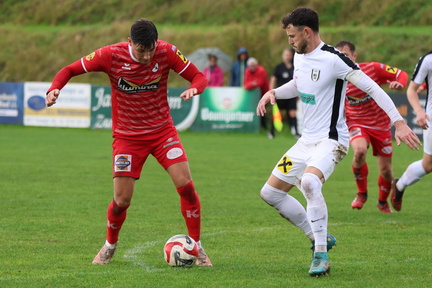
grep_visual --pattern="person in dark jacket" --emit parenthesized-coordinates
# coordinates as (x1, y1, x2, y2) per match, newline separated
(229, 47, 249, 86)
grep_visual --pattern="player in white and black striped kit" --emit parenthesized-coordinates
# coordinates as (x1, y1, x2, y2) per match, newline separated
(256, 7, 421, 277)
(391, 50, 432, 211)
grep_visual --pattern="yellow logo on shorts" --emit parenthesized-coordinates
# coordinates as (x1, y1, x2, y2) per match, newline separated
(277, 155, 293, 174)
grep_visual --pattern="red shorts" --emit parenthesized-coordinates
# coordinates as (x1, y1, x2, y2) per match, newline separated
(112, 125, 188, 179)
(349, 126, 393, 157)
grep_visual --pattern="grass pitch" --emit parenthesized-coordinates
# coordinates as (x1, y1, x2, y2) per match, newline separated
(0, 125, 431, 287)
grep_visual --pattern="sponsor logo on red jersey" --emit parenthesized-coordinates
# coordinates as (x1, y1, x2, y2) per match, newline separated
(117, 76, 161, 93)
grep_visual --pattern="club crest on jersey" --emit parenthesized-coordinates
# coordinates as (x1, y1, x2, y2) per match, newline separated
(114, 154, 132, 172)
(152, 62, 159, 72)
(311, 69, 320, 81)
(117, 76, 161, 93)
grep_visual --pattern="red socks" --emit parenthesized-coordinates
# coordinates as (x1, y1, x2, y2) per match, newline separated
(177, 181, 201, 242)
(106, 201, 129, 245)
(104, 181, 201, 245)
(353, 163, 368, 193)
(378, 174, 391, 202)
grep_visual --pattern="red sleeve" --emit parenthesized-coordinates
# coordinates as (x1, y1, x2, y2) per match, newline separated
(168, 43, 208, 93)
(375, 62, 408, 87)
(47, 59, 86, 93)
(180, 64, 208, 93)
(47, 47, 110, 93)
(396, 70, 409, 87)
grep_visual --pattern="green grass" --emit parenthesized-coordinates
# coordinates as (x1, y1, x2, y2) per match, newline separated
(1, 125, 431, 287)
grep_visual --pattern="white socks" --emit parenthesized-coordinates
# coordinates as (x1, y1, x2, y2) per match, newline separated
(260, 183, 313, 239)
(397, 160, 426, 191)
(300, 173, 327, 251)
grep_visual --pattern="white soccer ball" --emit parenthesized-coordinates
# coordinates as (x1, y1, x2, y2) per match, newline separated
(163, 234, 199, 267)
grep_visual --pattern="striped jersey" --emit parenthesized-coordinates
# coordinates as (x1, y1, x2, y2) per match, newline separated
(345, 62, 407, 130)
(411, 51, 432, 118)
(80, 40, 201, 138)
(292, 42, 358, 146)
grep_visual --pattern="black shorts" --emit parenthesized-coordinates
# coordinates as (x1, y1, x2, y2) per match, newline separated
(277, 98, 297, 111)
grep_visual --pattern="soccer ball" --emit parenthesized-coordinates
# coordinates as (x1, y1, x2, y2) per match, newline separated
(163, 234, 199, 267)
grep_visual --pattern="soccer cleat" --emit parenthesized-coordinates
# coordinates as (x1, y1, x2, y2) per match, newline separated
(309, 252, 330, 276)
(195, 243, 213, 266)
(311, 234, 337, 253)
(377, 202, 393, 213)
(390, 178, 404, 211)
(351, 192, 368, 209)
(92, 244, 117, 265)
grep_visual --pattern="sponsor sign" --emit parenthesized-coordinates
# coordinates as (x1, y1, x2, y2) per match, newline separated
(190, 87, 260, 132)
(0, 82, 24, 124)
(24, 82, 91, 128)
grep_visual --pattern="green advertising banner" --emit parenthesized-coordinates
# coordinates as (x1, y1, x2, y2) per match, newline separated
(91, 85, 111, 129)
(190, 87, 260, 132)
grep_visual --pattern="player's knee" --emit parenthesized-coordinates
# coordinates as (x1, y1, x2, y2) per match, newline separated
(353, 148, 367, 162)
(300, 173, 323, 201)
(177, 181, 199, 203)
(260, 183, 285, 207)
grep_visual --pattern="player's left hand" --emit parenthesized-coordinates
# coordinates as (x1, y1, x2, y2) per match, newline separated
(394, 120, 422, 150)
(387, 80, 404, 90)
(180, 88, 198, 101)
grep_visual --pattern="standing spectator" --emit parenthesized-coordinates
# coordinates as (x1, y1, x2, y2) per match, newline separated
(229, 47, 249, 86)
(335, 40, 409, 213)
(45, 18, 212, 266)
(269, 47, 300, 138)
(244, 57, 270, 132)
(203, 54, 224, 87)
(391, 50, 432, 211)
(257, 7, 420, 277)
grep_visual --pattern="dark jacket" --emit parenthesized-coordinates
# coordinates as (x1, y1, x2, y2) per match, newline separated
(229, 47, 249, 86)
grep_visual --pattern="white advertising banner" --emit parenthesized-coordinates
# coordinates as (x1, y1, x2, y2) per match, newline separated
(24, 82, 91, 128)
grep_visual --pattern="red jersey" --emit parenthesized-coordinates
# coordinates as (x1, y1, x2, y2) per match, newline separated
(345, 62, 408, 130)
(48, 40, 207, 139)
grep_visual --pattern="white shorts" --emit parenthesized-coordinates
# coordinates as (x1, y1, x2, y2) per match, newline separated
(423, 127, 432, 155)
(272, 137, 349, 185)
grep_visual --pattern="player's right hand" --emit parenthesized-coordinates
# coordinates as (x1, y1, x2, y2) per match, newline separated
(46, 89, 60, 107)
(256, 90, 276, 117)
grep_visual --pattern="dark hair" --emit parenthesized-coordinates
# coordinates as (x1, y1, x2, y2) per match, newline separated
(208, 54, 218, 60)
(335, 40, 356, 53)
(281, 7, 319, 32)
(130, 18, 158, 48)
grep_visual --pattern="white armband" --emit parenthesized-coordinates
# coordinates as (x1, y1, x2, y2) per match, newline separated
(346, 70, 403, 124)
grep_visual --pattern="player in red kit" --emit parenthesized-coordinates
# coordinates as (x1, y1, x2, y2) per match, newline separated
(335, 41, 409, 213)
(45, 18, 212, 266)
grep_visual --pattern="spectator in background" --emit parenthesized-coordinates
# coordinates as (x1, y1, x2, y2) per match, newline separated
(244, 57, 270, 132)
(203, 54, 224, 87)
(269, 47, 300, 138)
(229, 47, 249, 86)
(335, 40, 409, 213)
